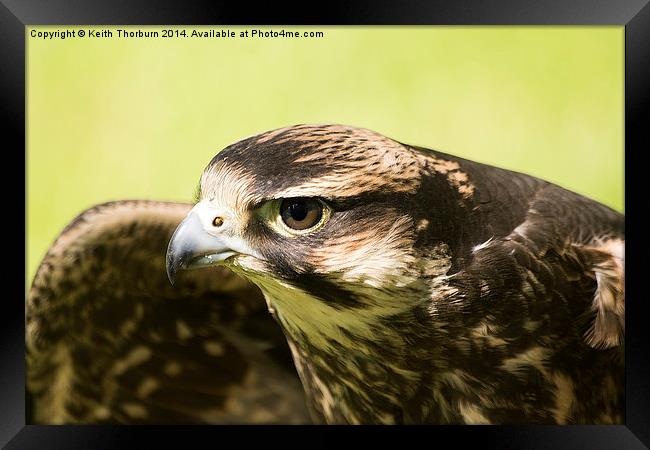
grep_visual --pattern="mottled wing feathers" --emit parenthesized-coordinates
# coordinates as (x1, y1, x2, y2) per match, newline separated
(454, 179, 625, 352)
(421, 172, 625, 424)
(27, 200, 310, 424)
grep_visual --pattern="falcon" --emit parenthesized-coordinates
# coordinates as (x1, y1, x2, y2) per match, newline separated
(27, 124, 624, 424)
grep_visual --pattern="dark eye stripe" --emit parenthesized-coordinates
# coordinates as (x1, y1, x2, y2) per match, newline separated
(280, 198, 323, 230)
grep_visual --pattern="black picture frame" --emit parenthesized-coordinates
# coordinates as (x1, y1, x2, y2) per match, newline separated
(3, 1, 649, 448)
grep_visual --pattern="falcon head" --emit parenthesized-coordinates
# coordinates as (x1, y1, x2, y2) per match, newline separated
(166, 124, 473, 347)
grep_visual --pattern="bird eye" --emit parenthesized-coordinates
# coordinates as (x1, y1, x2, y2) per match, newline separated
(280, 198, 323, 231)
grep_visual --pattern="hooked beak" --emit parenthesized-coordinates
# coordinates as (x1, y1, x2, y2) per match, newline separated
(166, 212, 236, 285)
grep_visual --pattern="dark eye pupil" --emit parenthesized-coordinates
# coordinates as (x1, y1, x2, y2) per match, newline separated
(289, 202, 309, 221)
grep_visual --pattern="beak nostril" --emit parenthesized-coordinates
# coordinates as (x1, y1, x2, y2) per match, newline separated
(212, 216, 224, 227)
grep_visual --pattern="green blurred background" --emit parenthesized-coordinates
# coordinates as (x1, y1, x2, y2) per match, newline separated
(27, 26, 624, 283)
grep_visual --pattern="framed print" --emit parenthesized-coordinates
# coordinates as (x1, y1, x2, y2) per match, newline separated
(2, 0, 649, 448)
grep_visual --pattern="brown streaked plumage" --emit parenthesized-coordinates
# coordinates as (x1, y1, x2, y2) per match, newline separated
(27, 201, 309, 424)
(28, 124, 624, 425)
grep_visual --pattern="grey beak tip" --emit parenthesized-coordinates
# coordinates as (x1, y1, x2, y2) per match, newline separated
(166, 238, 182, 287)
(166, 268, 176, 286)
(166, 254, 177, 286)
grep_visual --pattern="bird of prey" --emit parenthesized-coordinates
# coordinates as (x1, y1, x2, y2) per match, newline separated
(27, 124, 624, 425)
